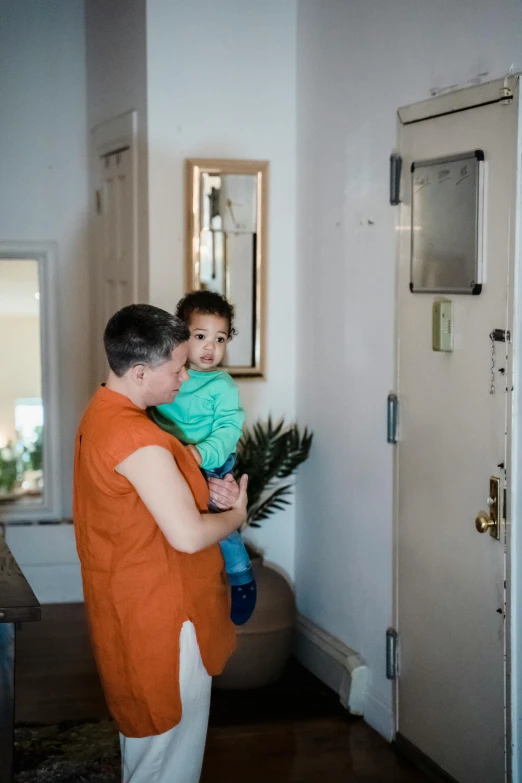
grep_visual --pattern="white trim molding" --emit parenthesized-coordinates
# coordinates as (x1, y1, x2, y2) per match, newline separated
(294, 614, 368, 716)
(363, 687, 395, 743)
(92, 110, 138, 158)
(0, 241, 62, 522)
(398, 74, 519, 125)
(4, 524, 83, 604)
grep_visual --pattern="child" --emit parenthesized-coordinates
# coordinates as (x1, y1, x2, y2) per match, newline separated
(149, 290, 256, 626)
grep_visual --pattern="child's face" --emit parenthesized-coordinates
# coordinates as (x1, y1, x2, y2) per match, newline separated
(187, 311, 230, 371)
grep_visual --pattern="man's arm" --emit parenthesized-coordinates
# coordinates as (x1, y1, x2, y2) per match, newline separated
(116, 446, 248, 554)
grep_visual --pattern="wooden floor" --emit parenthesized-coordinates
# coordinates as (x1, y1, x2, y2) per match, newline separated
(15, 604, 429, 782)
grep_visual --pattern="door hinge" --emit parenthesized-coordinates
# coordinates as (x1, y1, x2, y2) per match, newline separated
(386, 628, 398, 680)
(389, 153, 402, 206)
(95, 189, 102, 215)
(490, 328, 510, 343)
(387, 393, 399, 444)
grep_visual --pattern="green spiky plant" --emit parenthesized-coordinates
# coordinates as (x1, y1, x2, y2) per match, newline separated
(233, 417, 313, 528)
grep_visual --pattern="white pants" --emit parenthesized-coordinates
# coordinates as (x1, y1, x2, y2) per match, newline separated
(119, 621, 212, 783)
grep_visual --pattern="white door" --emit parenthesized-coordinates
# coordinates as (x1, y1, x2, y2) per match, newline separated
(94, 146, 137, 380)
(396, 77, 519, 783)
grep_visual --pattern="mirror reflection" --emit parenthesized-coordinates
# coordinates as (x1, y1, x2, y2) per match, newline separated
(0, 260, 44, 507)
(199, 173, 258, 368)
(186, 159, 267, 378)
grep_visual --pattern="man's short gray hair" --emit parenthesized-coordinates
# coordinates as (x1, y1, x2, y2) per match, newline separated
(103, 304, 190, 377)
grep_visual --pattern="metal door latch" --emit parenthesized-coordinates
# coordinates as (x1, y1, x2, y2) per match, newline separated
(475, 476, 501, 540)
(489, 330, 510, 394)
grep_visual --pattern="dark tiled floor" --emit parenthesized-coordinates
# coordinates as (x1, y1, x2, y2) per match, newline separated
(15, 604, 429, 782)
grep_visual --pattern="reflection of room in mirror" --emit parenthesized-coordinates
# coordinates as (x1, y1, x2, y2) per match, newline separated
(0, 259, 44, 505)
(199, 173, 257, 368)
(200, 174, 226, 295)
(186, 159, 267, 377)
(224, 232, 255, 367)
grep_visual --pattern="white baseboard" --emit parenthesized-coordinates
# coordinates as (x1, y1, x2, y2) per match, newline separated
(363, 687, 395, 742)
(21, 564, 84, 604)
(4, 525, 83, 604)
(294, 614, 368, 716)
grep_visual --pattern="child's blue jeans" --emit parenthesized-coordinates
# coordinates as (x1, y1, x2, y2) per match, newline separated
(203, 454, 256, 625)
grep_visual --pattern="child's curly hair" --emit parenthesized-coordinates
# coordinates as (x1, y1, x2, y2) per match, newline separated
(175, 290, 237, 337)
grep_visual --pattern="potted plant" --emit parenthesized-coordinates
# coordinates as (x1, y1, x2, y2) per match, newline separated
(214, 417, 312, 690)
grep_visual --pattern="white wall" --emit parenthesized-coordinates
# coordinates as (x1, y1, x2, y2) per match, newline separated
(0, 0, 90, 519)
(295, 0, 522, 740)
(146, 0, 298, 578)
(85, 0, 149, 327)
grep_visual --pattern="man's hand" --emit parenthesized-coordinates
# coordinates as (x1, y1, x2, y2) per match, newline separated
(187, 444, 202, 465)
(208, 472, 245, 511)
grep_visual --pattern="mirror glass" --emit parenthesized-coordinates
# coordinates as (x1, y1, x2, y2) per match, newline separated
(0, 260, 44, 508)
(186, 160, 267, 378)
(199, 173, 257, 368)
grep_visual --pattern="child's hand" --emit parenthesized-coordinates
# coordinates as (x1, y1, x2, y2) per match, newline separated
(188, 444, 202, 465)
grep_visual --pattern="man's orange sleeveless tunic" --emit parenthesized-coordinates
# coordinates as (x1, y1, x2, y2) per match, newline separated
(73, 386, 235, 738)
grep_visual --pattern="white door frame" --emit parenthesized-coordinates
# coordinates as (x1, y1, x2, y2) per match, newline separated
(509, 75, 522, 783)
(393, 74, 522, 781)
(0, 241, 62, 522)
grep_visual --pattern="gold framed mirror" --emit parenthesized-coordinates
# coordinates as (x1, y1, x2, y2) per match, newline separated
(185, 159, 268, 378)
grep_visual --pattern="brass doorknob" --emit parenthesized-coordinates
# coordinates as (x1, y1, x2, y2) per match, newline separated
(475, 512, 495, 534)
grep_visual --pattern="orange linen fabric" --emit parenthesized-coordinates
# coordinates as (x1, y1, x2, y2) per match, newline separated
(73, 386, 235, 738)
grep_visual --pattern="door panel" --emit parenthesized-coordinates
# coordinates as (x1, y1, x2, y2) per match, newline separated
(95, 148, 136, 380)
(396, 81, 518, 783)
